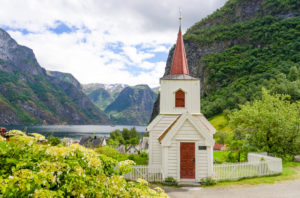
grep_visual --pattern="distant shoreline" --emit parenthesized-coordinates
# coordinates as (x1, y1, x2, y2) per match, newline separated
(2, 125, 146, 141)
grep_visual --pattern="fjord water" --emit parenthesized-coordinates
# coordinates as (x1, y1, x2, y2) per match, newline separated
(4, 125, 146, 141)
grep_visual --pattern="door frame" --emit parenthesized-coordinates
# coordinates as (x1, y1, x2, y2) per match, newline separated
(177, 141, 197, 181)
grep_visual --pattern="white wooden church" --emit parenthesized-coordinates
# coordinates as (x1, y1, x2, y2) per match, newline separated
(148, 23, 216, 182)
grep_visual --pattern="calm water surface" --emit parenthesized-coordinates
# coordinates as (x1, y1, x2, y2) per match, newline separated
(4, 125, 146, 141)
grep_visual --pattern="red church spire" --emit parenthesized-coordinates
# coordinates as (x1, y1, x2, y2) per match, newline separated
(170, 11, 189, 75)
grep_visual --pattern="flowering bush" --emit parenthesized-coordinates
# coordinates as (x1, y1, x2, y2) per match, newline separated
(30, 133, 46, 141)
(7, 130, 26, 136)
(0, 133, 167, 197)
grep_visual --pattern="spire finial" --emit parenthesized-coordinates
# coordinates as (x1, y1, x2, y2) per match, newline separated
(170, 8, 189, 75)
(179, 8, 182, 28)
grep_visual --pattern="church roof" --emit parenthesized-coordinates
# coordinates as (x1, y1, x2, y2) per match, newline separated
(157, 113, 215, 146)
(161, 74, 198, 80)
(149, 114, 216, 144)
(170, 27, 189, 75)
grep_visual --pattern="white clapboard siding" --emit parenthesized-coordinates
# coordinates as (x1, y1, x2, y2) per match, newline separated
(149, 115, 178, 166)
(198, 150, 208, 178)
(167, 142, 178, 178)
(175, 120, 205, 140)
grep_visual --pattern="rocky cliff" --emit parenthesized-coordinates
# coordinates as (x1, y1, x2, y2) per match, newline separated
(0, 28, 111, 125)
(152, 0, 300, 119)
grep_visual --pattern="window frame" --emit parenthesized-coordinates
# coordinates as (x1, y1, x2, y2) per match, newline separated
(175, 89, 185, 108)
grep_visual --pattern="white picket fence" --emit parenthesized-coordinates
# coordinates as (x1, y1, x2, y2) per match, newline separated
(213, 153, 282, 181)
(124, 153, 282, 183)
(124, 165, 163, 182)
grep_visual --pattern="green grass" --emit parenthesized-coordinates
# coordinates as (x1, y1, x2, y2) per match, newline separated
(209, 114, 232, 133)
(214, 151, 230, 163)
(96, 146, 148, 165)
(210, 162, 300, 187)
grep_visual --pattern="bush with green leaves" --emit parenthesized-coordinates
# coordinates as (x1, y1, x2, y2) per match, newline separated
(200, 177, 216, 186)
(0, 134, 167, 197)
(163, 177, 178, 186)
(46, 136, 61, 146)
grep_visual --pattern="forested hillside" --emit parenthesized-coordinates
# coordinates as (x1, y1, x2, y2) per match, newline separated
(154, 0, 300, 118)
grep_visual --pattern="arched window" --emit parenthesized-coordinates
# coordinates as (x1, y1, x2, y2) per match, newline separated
(175, 90, 185, 107)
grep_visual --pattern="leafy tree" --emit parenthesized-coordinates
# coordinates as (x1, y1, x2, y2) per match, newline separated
(107, 138, 119, 147)
(271, 66, 300, 101)
(214, 131, 231, 145)
(288, 66, 298, 81)
(122, 128, 130, 141)
(129, 137, 139, 145)
(127, 127, 140, 145)
(108, 128, 140, 146)
(108, 129, 124, 145)
(229, 88, 300, 158)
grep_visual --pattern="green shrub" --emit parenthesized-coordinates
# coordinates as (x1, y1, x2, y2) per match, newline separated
(47, 136, 61, 146)
(140, 152, 148, 158)
(0, 134, 167, 197)
(200, 177, 216, 186)
(163, 177, 178, 186)
(128, 154, 135, 160)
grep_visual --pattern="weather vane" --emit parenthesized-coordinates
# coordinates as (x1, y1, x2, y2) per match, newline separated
(179, 8, 182, 27)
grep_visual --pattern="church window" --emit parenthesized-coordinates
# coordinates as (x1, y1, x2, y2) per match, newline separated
(175, 90, 185, 107)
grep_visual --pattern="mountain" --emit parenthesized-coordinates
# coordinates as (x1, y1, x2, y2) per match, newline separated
(83, 83, 159, 125)
(82, 83, 128, 110)
(152, 86, 160, 94)
(152, 0, 300, 120)
(105, 85, 158, 125)
(83, 83, 128, 96)
(0, 28, 111, 125)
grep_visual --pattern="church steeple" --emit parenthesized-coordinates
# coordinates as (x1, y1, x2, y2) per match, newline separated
(170, 10, 189, 75)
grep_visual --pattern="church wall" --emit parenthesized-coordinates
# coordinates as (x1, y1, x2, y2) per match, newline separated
(164, 119, 211, 181)
(148, 115, 178, 166)
(160, 79, 201, 115)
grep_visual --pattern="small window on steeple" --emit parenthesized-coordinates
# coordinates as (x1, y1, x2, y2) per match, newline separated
(175, 90, 185, 107)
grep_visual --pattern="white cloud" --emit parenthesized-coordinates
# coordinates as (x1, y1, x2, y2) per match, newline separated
(0, 0, 227, 87)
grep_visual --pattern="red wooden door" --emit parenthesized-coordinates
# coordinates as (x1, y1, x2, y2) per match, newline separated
(180, 142, 195, 179)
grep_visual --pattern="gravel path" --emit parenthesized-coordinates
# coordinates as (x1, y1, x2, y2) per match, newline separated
(164, 180, 300, 198)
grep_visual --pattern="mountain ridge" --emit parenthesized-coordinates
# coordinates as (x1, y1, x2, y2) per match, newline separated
(105, 84, 158, 125)
(0, 28, 111, 125)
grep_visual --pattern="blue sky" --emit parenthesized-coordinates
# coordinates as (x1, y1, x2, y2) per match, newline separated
(0, 0, 227, 87)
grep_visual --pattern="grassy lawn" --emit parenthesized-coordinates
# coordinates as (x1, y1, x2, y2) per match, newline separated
(214, 150, 230, 163)
(210, 161, 300, 188)
(209, 113, 232, 133)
